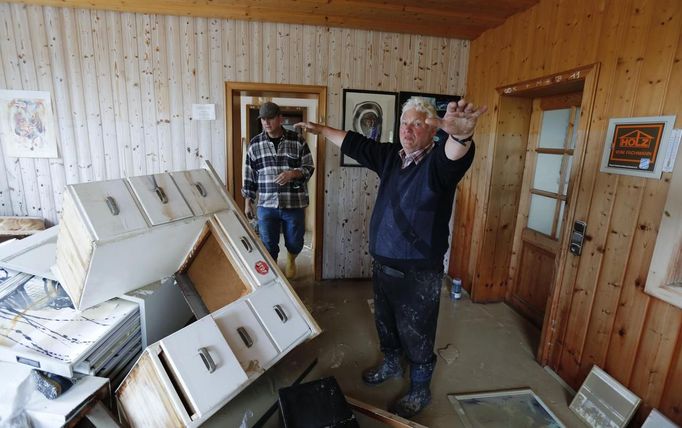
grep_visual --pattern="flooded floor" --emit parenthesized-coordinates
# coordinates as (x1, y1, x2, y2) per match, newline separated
(205, 238, 584, 427)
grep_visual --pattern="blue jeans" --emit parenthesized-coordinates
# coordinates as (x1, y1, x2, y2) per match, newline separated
(257, 207, 305, 261)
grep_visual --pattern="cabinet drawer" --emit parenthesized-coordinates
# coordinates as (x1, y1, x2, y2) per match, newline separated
(248, 285, 310, 352)
(213, 301, 278, 377)
(159, 315, 247, 418)
(128, 173, 193, 225)
(171, 169, 229, 216)
(214, 210, 276, 287)
(69, 180, 148, 241)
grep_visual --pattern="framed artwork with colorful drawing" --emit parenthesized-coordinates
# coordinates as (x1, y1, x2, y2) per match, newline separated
(0, 89, 58, 158)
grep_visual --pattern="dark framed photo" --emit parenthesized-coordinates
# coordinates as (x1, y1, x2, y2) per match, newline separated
(395, 91, 461, 146)
(341, 89, 398, 167)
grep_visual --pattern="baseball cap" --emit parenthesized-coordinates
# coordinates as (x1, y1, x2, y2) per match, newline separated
(258, 102, 281, 119)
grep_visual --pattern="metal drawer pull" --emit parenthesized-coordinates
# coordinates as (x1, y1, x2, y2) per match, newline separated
(105, 196, 120, 216)
(194, 182, 207, 197)
(240, 237, 253, 253)
(237, 327, 253, 348)
(274, 305, 288, 323)
(154, 186, 169, 204)
(198, 347, 216, 373)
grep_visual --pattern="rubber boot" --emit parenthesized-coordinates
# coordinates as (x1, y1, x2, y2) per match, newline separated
(285, 252, 297, 279)
(390, 361, 434, 418)
(362, 350, 403, 385)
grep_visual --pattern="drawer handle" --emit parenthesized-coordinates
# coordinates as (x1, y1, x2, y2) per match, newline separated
(154, 186, 169, 204)
(198, 347, 216, 373)
(237, 327, 253, 348)
(194, 182, 207, 197)
(105, 196, 120, 216)
(240, 237, 253, 253)
(274, 305, 288, 323)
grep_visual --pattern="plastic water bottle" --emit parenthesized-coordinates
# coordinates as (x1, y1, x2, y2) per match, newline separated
(451, 278, 462, 300)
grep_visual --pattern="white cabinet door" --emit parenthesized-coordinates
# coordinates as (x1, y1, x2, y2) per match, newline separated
(212, 301, 278, 377)
(248, 285, 310, 352)
(70, 180, 148, 241)
(128, 173, 193, 225)
(171, 169, 229, 216)
(160, 315, 247, 418)
(213, 210, 276, 287)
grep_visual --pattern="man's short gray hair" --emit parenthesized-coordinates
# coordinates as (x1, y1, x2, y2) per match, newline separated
(401, 97, 438, 120)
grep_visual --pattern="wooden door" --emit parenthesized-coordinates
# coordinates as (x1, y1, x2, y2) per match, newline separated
(507, 94, 582, 327)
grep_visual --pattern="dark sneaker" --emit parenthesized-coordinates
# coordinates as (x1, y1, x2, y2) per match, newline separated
(389, 382, 431, 418)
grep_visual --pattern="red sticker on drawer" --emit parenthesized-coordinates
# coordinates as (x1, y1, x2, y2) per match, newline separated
(255, 261, 269, 275)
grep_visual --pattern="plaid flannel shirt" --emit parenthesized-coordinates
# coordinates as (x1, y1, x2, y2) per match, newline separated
(242, 128, 314, 208)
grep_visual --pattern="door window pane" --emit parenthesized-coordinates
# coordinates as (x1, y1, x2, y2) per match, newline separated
(561, 156, 573, 196)
(528, 194, 556, 236)
(533, 153, 563, 194)
(538, 109, 570, 149)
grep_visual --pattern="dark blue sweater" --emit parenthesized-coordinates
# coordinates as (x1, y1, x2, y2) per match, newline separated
(341, 131, 475, 269)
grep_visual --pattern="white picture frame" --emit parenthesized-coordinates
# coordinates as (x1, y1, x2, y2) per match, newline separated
(599, 115, 676, 179)
(0, 89, 59, 158)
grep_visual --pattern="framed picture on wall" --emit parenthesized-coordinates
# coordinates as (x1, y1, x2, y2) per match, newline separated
(395, 91, 461, 146)
(341, 89, 398, 167)
(0, 89, 59, 158)
(599, 115, 677, 179)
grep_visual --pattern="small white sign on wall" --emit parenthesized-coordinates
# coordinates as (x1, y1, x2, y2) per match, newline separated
(192, 103, 216, 121)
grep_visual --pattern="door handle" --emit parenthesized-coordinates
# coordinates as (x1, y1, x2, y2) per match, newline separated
(240, 237, 253, 253)
(105, 196, 120, 216)
(197, 347, 216, 373)
(154, 186, 169, 204)
(274, 304, 288, 323)
(194, 182, 207, 197)
(237, 327, 253, 348)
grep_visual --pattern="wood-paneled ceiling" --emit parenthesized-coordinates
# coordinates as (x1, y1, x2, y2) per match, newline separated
(11, 0, 540, 39)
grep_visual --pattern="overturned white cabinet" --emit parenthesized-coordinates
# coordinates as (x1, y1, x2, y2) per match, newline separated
(97, 165, 322, 427)
(54, 168, 229, 310)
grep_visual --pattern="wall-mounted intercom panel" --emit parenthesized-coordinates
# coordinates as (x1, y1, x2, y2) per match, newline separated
(570, 220, 587, 256)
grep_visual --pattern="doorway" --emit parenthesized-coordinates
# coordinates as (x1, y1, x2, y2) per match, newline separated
(507, 93, 582, 328)
(225, 82, 327, 281)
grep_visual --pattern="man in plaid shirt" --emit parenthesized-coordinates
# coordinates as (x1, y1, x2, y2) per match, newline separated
(242, 102, 314, 279)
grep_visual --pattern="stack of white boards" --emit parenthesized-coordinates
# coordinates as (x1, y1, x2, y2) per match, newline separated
(0, 269, 142, 384)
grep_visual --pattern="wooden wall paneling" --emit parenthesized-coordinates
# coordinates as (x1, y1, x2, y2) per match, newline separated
(1, 5, 29, 217)
(195, 18, 212, 167)
(221, 19, 236, 83)
(62, 8, 94, 182)
(45, 7, 79, 187)
(628, 300, 682, 421)
(545, 7, 630, 370)
(166, 15, 186, 172)
(151, 13, 172, 173)
(262, 22, 277, 83)
(660, 336, 682, 423)
(209, 18, 225, 179)
(249, 21, 263, 83)
(234, 21, 248, 82)
(302, 25, 316, 85)
(76, 9, 105, 181)
(503, 97, 535, 303)
(107, 11, 133, 177)
(290, 24, 303, 85)
(29, 5, 66, 217)
(180, 17, 197, 170)
(15, 4, 58, 221)
(315, 27, 330, 86)
(137, 13, 159, 174)
(554, 1, 649, 386)
(91, 9, 122, 180)
(121, 13, 146, 176)
(605, 0, 682, 384)
(276, 23, 289, 83)
(0, 3, 19, 216)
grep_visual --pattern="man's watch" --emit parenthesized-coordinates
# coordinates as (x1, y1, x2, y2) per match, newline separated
(450, 134, 473, 146)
